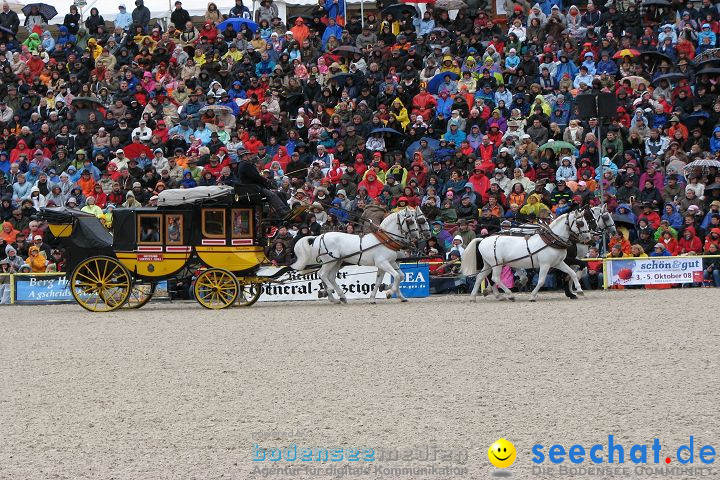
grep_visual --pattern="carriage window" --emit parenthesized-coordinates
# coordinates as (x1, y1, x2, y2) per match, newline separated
(231, 209, 252, 238)
(137, 214, 162, 244)
(166, 214, 183, 244)
(202, 209, 225, 238)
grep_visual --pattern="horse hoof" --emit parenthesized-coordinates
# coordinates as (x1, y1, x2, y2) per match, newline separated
(340, 298, 348, 304)
(482, 290, 490, 297)
(400, 298, 408, 303)
(370, 301, 376, 305)
(471, 296, 478, 303)
(576, 291, 585, 296)
(569, 295, 578, 300)
(529, 298, 537, 303)
(386, 292, 393, 299)
(508, 297, 515, 302)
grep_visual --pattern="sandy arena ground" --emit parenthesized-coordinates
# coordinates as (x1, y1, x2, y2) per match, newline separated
(1, 289, 719, 480)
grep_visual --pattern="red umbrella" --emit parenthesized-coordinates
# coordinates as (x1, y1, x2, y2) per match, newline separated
(123, 143, 153, 159)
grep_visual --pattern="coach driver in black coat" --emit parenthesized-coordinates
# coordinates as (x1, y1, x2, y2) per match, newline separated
(236, 150, 290, 216)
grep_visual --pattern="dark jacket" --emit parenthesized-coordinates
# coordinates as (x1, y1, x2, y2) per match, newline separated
(0, 10, 20, 33)
(237, 160, 274, 189)
(170, 7, 191, 28)
(132, 0, 151, 29)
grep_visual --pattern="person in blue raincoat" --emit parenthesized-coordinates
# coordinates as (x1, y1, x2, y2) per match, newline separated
(324, 0, 345, 21)
(321, 17, 343, 50)
(661, 202, 683, 229)
(554, 53, 578, 84)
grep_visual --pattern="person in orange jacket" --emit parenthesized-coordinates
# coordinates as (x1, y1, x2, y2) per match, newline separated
(76, 169, 97, 197)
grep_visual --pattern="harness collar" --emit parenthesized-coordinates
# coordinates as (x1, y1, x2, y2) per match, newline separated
(373, 230, 405, 251)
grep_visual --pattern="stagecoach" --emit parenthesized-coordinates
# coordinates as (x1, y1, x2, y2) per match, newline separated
(39, 185, 289, 312)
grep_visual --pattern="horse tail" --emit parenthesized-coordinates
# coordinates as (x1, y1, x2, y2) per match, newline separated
(291, 236, 316, 271)
(460, 238, 483, 276)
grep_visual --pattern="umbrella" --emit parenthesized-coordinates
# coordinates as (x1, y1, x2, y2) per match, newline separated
(381, 3, 418, 18)
(683, 111, 710, 129)
(612, 213, 637, 228)
(612, 49, 641, 59)
(538, 141, 577, 153)
(434, 0, 466, 9)
(123, 143, 153, 160)
(650, 73, 687, 86)
(692, 58, 720, 70)
(198, 105, 236, 129)
(331, 46, 363, 58)
(427, 71, 460, 94)
(683, 159, 720, 177)
(643, 0, 671, 5)
(696, 67, 720, 76)
(405, 137, 441, 159)
(327, 73, 354, 85)
(705, 182, 720, 192)
(693, 48, 720, 65)
(21, 3, 57, 20)
(620, 75, 649, 89)
(217, 18, 259, 32)
(0, 26, 16, 38)
(639, 51, 673, 71)
(431, 27, 450, 35)
(370, 127, 403, 136)
(71, 97, 104, 109)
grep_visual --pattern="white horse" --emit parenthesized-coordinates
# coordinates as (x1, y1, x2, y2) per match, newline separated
(292, 207, 431, 304)
(460, 209, 592, 302)
(510, 205, 617, 298)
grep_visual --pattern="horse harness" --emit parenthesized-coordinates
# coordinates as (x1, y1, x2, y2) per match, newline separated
(490, 212, 586, 270)
(314, 209, 425, 265)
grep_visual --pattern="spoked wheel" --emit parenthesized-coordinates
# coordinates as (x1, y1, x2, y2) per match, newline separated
(235, 281, 262, 307)
(124, 282, 156, 309)
(70, 256, 132, 312)
(194, 268, 239, 309)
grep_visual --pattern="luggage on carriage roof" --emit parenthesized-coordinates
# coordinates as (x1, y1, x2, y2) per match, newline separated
(156, 184, 264, 207)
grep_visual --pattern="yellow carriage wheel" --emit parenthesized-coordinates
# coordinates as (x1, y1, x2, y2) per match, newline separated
(194, 268, 239, 310)
(70, 256, 132, 312)
(124, 282, 156, 309)
(235, 281, 262, 307)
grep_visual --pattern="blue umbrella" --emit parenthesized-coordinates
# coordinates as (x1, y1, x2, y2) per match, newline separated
(22, 3, 57, 20)
(683, 111, 710, 128)
(405, 137, 441, 159)
(427, 72, 460, 95)
(217, 18, 259, 32)
(327, 73, 354, 85)
(370, 127, 403, 136)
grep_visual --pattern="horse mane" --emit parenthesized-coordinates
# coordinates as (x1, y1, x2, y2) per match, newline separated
(548, 212, 569, 230)
(379, 209, 401, 230)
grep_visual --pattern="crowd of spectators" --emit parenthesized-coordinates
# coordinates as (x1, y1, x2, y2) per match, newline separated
(0, 0, 719, 293)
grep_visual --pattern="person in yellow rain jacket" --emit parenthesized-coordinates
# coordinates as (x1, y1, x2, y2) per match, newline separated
(390, 98, 409, 129)
(520, 193, 551, 217)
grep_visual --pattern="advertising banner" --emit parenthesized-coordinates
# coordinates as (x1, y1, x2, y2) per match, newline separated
(13, 274, 74, 303)
(606, 257, 704, 286)
(12, 274, 169, 304)
(257, 263, 430, 302)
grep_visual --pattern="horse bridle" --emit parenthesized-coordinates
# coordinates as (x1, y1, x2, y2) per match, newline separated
(567, 209, 591, 244)
(396, 208, 420, 242)
(583, 208, 614, 235)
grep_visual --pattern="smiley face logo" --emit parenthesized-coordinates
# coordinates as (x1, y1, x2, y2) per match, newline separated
(488, 438, 516, 468)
